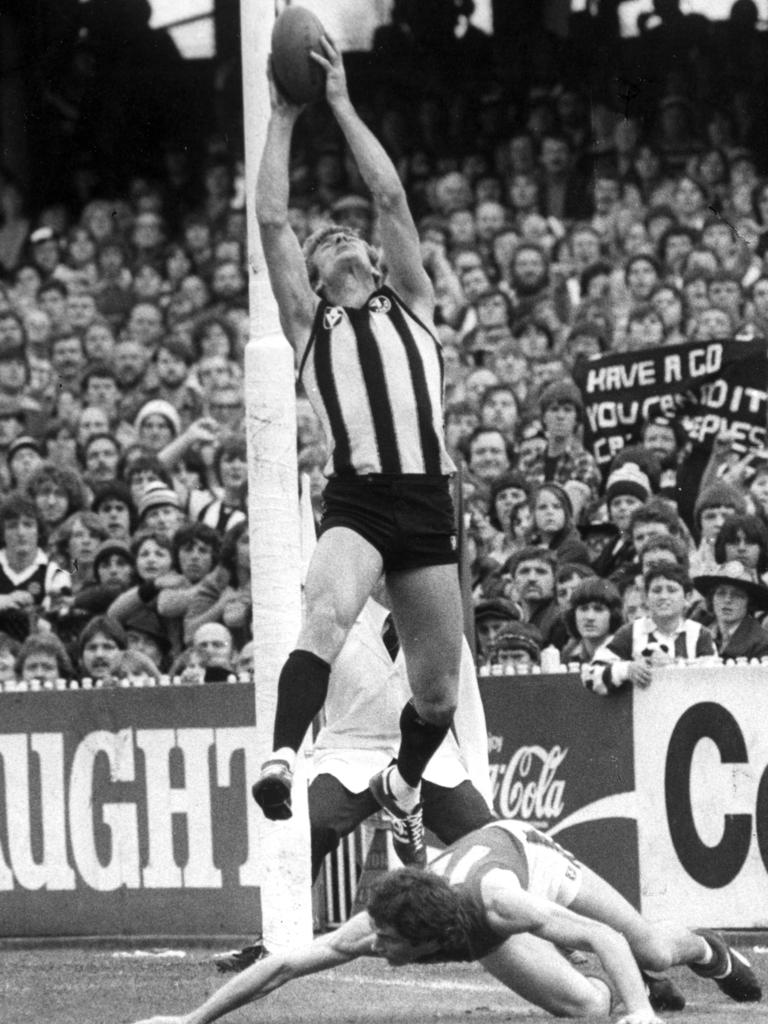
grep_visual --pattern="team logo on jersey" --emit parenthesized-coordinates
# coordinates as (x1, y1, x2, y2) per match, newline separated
(323, 307, 344, 330)
(368, 295, 391, 314)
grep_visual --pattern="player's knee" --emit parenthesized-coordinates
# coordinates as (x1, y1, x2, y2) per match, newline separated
(415, 691, 457, 727)
(634, 932, 675, 972)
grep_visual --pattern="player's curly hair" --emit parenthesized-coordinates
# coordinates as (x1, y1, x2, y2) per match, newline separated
(367, 868, 487, 962)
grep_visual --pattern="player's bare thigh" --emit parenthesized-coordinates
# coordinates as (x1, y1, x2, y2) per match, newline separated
(386, 562, 463, 720)
(298, 526, 383, 661)
(482, 933, 609, 1017)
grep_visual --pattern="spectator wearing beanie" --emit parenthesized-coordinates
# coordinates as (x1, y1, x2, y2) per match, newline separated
(134, 399, 182, 455)
(562, 577, 623, 664)
(489, 620, 543, 672)
(137, 480, 186, 541)
(592, 463, 653, 579)
(517, 380, 601, 524)
(689, 482, 748, 579)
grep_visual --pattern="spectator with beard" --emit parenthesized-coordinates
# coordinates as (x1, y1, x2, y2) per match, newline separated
(50, 331, 87, 398)
(151, 339, 204, 426)
(82, 432, 121, 488)
(507, 243, 551, 318)
(113, 337, 155, 423)
(641, 416, 688, 500)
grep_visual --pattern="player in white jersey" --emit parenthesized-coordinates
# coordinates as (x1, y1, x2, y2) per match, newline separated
(251, 35, 464, 866)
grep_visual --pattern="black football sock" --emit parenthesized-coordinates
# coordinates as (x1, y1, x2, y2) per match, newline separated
(272, 649, 331, 753)
(395, 698, 452, 788)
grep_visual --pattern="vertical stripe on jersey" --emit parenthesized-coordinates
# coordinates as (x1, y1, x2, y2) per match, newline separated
(387, 297, 443, 476)
(313, 315, 353, 475)
(348, 306, 402, 474)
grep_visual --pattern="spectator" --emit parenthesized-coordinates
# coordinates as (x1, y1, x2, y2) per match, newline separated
(185, 519, 252, 650)
(508, 546, 562, 647)
(689, 482, 748, 578)
(529, 482, 591, 566)
(0, 492, 71, 641)
(7, 436, 45, 491)
(196, 436, 248, 532)
(26, 463, 86, 538)
(91, 481, 137, 541)
(137, 480, 186, 541)
(485, 471, 532, 567)
(122, 605, 170, 674)
(713, 513, 768, 584)
(82, 432, 121, 487)
(489, 620, 543, 672)
(584, 564, 717, 696)
(592, 464, 653, 579)
(77, 615, 128, 685)
(693, 561, 768, 660)
(191, 622, 235, 682)
(517, 380, 601, 522)
(474, 596, 520, 663)
(16, 631, 74, 685)
(53, 510, 108, 594)
(562, 577, 622, 665)
(464, 426, 513, 497)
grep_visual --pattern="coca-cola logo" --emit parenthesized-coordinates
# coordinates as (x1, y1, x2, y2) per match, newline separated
(489, 744, 567, 825)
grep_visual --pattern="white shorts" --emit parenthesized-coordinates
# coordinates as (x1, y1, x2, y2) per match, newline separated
(488, 820, 583, 907)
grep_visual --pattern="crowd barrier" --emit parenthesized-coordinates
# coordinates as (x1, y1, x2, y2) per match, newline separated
(0, 667, 766, 937)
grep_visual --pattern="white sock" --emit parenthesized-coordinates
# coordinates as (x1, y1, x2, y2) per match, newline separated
(272, 747, 296, 772)
(386, 766, 420, 812)
(694, 939, 715, 965)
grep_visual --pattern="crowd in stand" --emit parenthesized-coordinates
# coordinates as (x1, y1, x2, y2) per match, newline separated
(1, 2, 768, 691)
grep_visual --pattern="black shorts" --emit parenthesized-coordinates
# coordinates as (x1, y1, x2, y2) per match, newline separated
(318, 474, 458, 572)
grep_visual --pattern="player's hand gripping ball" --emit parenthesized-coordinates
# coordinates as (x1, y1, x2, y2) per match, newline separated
(270, 6, 326, 104)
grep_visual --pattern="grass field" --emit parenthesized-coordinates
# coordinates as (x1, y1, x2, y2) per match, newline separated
(3, 944, 768, 1024)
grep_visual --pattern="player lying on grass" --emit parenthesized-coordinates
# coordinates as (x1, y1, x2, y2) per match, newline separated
(129, 821, 761, 1024)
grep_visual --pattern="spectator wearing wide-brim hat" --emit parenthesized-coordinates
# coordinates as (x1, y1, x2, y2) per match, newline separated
(693, 560, 768, 660)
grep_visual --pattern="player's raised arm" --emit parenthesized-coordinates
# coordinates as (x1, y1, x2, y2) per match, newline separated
(255, 63, 318, 352)
(310, 35, 432, 314)
(128, 913, 376, 1024)
(481, 870, 661, 1024)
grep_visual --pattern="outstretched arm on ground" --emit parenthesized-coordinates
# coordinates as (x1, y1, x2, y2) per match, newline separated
(255, 64, 317, 351)
(127, 913, 376, 1024)
(481, 870, 661, 1024)
(311, 36, 432, 314)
